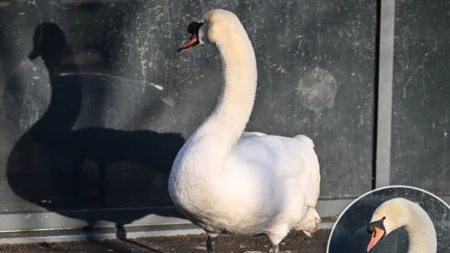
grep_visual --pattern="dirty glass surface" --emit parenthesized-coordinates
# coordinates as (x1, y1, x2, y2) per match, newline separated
(0, 0, 376, 220)
(390, 0, 450, 195)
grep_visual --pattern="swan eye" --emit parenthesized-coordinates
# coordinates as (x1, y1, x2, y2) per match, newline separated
(382, 216, 386, 220)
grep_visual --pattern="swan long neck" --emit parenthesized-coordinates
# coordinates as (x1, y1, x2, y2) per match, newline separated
(404, 204, 437, 253)
(194, 22, 257, 150)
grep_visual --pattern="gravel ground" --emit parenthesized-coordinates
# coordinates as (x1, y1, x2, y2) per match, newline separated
(0, 229, 330, 253)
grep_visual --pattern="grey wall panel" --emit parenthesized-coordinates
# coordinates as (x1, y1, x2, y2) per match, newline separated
(391, 0, 450, 195)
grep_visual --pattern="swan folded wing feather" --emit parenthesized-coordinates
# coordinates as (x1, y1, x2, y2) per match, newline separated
(233, 134, 319, 178)
(225, 133, 320, 206)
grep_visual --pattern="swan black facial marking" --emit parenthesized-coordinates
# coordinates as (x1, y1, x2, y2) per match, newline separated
(366, 218, 387, 252)
(187, 22, 204, 35)
(367, 218, 386, 234)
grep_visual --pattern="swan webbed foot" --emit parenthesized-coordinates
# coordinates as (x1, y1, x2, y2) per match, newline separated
(269, 244, 279, 253)
(206, 233, 217, 253)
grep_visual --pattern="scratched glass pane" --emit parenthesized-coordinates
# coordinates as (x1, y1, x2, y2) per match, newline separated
(390, 0, 450, 195)
(0, 0, 376, 215)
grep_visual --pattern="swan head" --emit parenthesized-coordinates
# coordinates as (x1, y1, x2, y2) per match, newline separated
(366, 198, 418, 252)
(178, 9, 241, 53)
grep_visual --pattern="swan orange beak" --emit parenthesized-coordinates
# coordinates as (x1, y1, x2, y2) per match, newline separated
(178, 33, 199, 53)
(367, 226, 385, 252)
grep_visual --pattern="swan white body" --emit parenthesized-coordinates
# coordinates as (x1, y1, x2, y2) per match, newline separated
(368, 198, 437, 253)
(169, 9, 321, 251)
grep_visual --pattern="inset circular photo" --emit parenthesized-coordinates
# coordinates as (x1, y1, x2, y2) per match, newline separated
(326, 185, 450, 253)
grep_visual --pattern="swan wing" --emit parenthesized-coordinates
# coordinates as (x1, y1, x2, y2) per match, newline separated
(226, 134, 320, 207)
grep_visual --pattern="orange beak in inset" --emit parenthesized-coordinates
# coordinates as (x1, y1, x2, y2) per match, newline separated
(367, 226, 386, 252)
(178, 32, 200, 53)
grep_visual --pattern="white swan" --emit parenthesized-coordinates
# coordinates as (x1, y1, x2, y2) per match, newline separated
(366, 197, 437, 253)
(169, 9, 321, 253)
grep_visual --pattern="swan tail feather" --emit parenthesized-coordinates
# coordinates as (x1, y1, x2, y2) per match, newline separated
(294, 207, 321, 236)
(293, 135, 315, 148)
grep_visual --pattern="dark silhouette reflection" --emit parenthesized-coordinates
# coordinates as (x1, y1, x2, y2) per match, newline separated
(5, 22, 185, 237)
(6, 23, 83, 209)
(69, 128, 185, 206)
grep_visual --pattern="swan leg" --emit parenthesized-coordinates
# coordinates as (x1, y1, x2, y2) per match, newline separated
(267, 228, 288, 253)
(206, 233, 217, 253)
(269, 244, 279, 253)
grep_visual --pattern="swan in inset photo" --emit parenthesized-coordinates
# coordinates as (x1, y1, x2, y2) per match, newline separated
(366, 197, 437, 253)
(326, 186, 448, 253)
